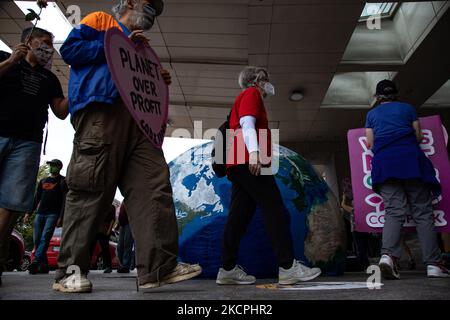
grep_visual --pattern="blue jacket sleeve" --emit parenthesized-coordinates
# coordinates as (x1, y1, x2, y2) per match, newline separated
(60, 24, 106, 67)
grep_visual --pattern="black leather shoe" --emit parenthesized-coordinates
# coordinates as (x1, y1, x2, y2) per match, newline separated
(38, 264, 50, 274)
(28, 262, 39, 275)
(117, 266, 130, 273)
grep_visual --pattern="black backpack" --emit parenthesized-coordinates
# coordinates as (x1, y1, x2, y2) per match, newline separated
(211, 113, 231, 178)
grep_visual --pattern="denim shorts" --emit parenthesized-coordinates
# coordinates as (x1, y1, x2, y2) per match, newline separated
(0, 137, 41, 212)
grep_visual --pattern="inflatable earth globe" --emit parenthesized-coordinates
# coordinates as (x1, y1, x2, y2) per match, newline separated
(169, 142, 346, 278)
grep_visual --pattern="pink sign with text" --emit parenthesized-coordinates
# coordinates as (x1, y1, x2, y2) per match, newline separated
(347, 115, 450, 233)
(104, 28, 169, 148)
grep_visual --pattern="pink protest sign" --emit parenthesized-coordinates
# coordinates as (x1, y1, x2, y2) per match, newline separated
(104, 28, 168, 148)
(348, 115, 450, 233)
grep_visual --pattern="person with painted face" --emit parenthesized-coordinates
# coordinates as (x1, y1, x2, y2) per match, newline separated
(24, 159, 68, 275)
(0, 28, 68, 286)
(55, 0, 201, 293)
(216, 66, 322, 285)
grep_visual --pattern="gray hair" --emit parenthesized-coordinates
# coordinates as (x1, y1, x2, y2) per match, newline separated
(112, 0, 128, 19)
(238, 66, 269, 89)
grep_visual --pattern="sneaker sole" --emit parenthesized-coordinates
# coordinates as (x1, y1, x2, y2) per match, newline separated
(278, 270, 322, 285)
(56, 285, 92, 293)
(427, 273, 450, 278)
(216, 279, 256, 285)
(52, 282, 61, 291)
(52, 281, 92, 293)
(165, 268, 203, 284)
(379, 262, 400, 280)
(139, 268, 203, 289)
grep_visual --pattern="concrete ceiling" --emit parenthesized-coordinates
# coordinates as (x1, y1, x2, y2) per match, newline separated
(0, 0, 449, 144)
(424, 79, 450, 108)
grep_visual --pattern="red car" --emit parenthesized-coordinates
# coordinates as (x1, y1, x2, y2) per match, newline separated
(7, 229, 30, 271)
(31, 228, 119, 270)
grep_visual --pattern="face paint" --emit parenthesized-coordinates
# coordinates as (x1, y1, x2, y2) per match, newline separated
(48, 166, 60, 174)
(31, 42, 54, 66)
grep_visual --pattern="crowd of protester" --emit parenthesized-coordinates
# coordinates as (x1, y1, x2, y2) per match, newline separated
(0, 0, 448, 293)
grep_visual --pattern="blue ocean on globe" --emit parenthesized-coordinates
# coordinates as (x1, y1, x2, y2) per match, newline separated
(169, 142, 345, 278)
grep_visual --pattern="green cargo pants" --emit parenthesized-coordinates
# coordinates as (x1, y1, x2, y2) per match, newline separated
(56, 100, 179, 285)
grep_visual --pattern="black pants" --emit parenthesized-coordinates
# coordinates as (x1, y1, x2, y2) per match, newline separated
(222, 165, 294, 270)
(343, 218, 354, 252)
(353, 231, 370, 270)
(90, 233, 112, 269)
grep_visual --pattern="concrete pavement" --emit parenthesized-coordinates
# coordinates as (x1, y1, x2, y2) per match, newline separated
(0, 270, 449, 300)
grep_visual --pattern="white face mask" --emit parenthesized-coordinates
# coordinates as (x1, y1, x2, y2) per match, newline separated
(32, 43, 54, 66)
(254, 71, 275, 97)
(263, 82, 275, 96)
(129, 2, 156, 31)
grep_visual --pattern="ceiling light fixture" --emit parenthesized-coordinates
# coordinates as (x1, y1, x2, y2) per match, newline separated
(289, 90, 304, 102)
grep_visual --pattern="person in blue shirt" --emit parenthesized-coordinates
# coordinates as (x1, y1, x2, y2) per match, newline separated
(365, 80, 449, 280)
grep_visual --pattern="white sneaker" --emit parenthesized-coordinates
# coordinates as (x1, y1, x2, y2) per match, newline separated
(379, 254, 400, 280)
(216, 265, 256, 285)
(278, 260, 321, 285)
(52, 273, 92, 293)
(427, 264, 450, 278)
(139, 263, 202, 289)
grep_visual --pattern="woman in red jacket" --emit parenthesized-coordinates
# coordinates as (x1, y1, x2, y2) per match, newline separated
(216, 66, 321, 285)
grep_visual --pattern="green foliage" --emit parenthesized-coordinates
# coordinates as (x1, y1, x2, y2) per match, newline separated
(15, 219, 34, 251)
(37, 164, 49, 184)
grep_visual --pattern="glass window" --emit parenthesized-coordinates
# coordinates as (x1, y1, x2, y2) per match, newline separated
(360, 2, 397, 21)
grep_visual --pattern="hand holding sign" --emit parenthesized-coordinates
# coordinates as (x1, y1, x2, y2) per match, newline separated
(104, 28, 169, 148)
(129, 30, 150, 47)
(160, 69, 172, 85)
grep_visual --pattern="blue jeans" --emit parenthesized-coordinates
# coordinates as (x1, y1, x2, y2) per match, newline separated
(117, 224, 134, 269)
(33, 214, 59, 265)
(0, 137, 41, 212)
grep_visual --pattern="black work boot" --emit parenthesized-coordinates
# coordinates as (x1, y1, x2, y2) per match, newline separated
(28, 261, 39, 275)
